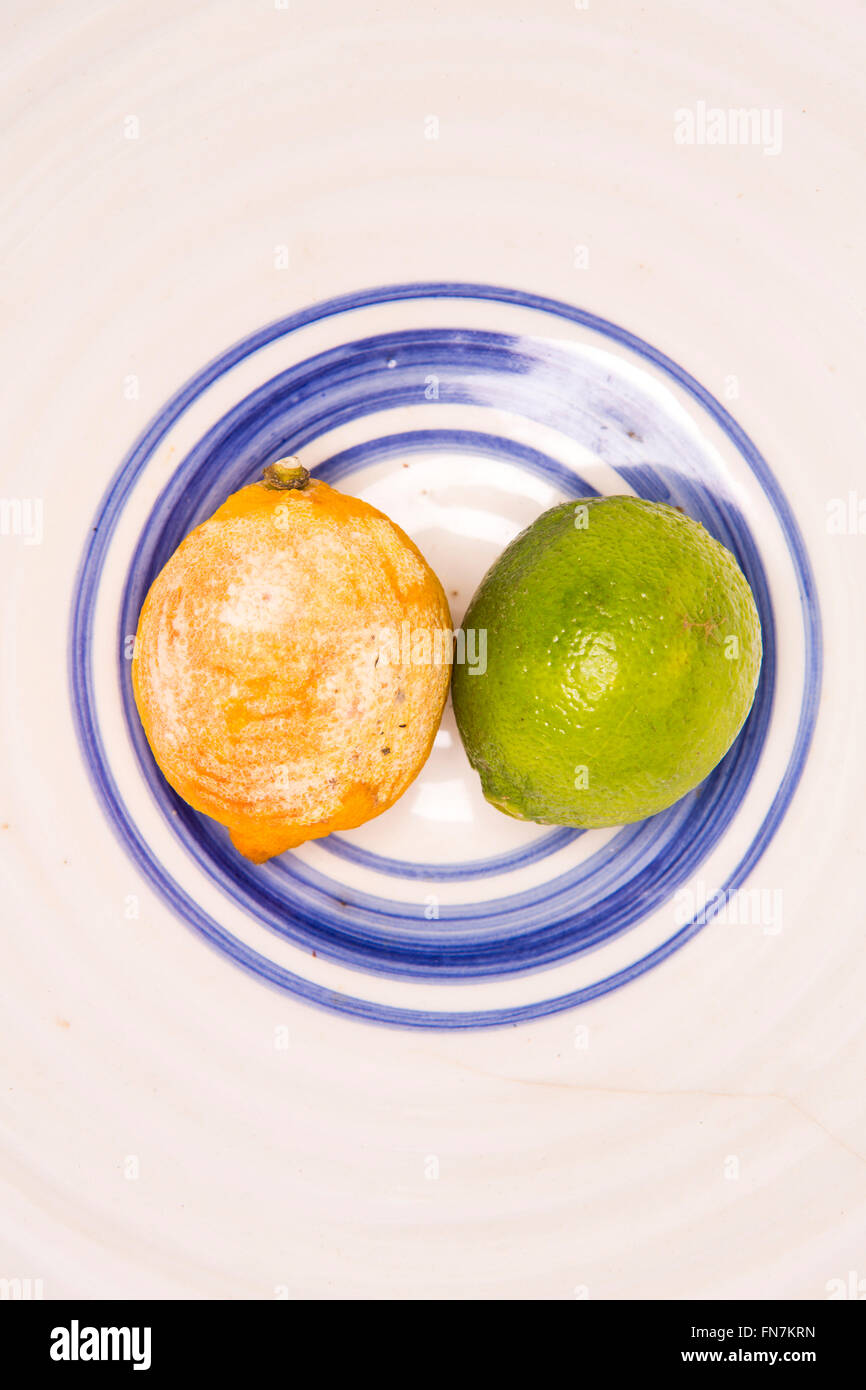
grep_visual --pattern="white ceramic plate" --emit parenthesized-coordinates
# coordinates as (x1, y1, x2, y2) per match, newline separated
(70, 283, 817, 1027)
(2, 0, 864, 1299)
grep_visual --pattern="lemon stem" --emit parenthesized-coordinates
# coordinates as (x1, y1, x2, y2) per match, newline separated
(261, 458, 310, 490)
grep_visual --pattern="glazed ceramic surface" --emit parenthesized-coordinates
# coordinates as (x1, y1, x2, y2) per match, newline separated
(2, 0, 864, 1298)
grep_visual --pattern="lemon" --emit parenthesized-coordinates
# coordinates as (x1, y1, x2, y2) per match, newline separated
(133, 460, 452, 862)
(451, 496, 762, 827)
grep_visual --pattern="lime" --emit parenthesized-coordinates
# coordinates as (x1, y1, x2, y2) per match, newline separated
(451, 496, 762, 827)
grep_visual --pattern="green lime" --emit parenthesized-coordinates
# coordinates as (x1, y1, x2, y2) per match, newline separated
(452, 496, 762, 827)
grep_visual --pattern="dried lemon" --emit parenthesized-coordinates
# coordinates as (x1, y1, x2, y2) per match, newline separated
(133, 459, 451, 862)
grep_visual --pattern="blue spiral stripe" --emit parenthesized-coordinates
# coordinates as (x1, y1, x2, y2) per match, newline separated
(68, 282, 821, 1026)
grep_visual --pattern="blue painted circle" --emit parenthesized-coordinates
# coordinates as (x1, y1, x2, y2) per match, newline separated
(68, 283, 821, 1027)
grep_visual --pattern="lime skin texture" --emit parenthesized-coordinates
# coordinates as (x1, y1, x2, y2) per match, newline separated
(451, 496, 763, 828)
